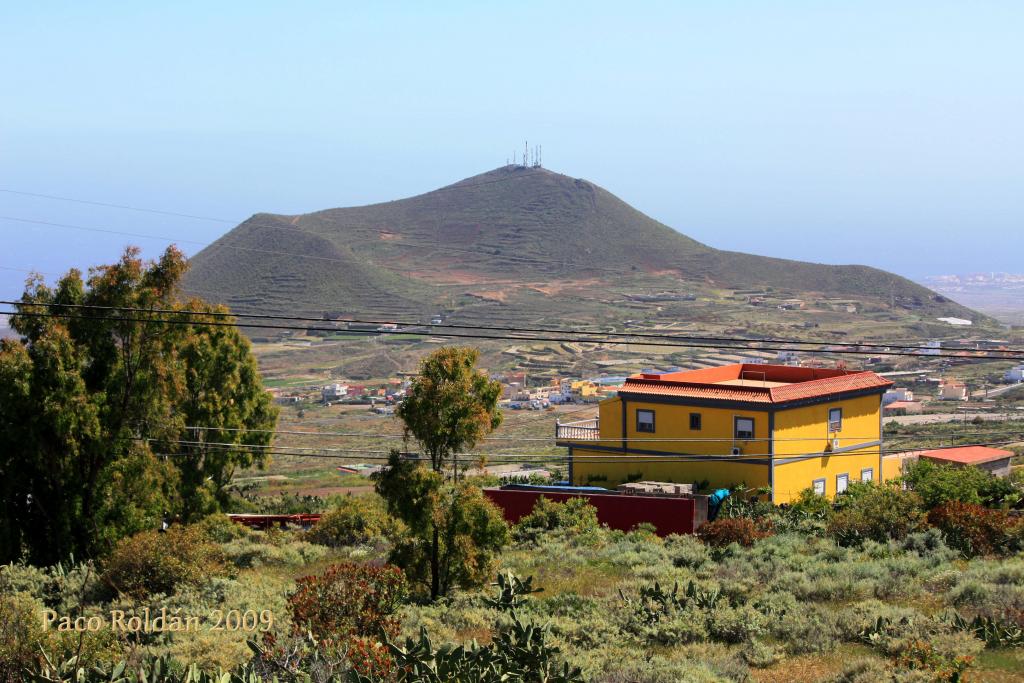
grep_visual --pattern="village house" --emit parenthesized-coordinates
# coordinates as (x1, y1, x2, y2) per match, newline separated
(917, 446, 1015, 478)
(882, 387, 914, 404)
(883, 400, 923, 417)
(321, 383, 349, 403)
(939, 380, 968, 401)
(1005, 365, 1024, 383)
(555, 363, 894, 503)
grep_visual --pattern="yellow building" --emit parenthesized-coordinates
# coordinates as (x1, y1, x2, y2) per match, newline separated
(555, 364, 894, 503)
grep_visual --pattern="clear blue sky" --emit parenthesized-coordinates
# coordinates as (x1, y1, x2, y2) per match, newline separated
(2, 1, 1021, 301)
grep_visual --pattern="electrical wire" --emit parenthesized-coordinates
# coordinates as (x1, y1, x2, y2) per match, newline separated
(6, 305, 1023, 361)
(137, 434, 1024, 465)
(165, 422, 1013, 444)
(13, 300, 1016, 357)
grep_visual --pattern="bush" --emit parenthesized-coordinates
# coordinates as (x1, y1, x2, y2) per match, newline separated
(789, 486, 834, 517)
(513, 496, 601, 542)
(927, 501, 1024, 558)
(304, 495, 397, 547)
(741, 639, 782, 668)
(697, 517, 771, 548)
(0, 593, 47, 683)
(902, 459, 1017, 509)
(891, 633, 981, 682)
(287, 562, 407, 643)
(194, 513, 249, 543)
(827, 485, 924, 546)
(101, 524, 227, 598)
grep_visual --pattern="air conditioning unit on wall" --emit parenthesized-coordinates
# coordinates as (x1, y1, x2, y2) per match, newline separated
(730, 446, 742, 456)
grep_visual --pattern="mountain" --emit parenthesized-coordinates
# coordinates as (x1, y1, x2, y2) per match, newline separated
(184, 166, 985, 334)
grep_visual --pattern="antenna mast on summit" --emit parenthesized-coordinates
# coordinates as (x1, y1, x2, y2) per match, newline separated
(524, 140, 528, 168)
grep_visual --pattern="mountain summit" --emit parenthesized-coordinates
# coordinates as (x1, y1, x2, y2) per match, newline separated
(184, 166, 979, 330)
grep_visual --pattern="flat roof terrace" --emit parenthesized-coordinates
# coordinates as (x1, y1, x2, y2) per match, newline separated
(619, 364, 893, 406)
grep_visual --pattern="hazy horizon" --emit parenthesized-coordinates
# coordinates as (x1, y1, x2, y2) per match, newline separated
(2, 2, 1022, 300)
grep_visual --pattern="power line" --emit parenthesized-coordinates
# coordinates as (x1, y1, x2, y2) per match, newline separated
(6, 304, 1024, 361)
(141, 435, 1024, 465)
(4, 175, 1010, 351)
(22, 300, 1015, 357)
(169, 422, 1001, 444)
(0, 212, 642, 279)
(0, 169, 550, 225)
(0, 189, 235, 223)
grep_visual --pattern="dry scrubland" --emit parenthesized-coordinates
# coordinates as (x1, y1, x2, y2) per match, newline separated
(4, 474, 1024, 682)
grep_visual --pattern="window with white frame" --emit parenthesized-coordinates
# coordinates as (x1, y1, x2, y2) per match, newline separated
(836, 473, 849, 494)
(734, 417, 754, 440)
(812, 478, 826, 496)
(861, 468, 873, 482)
(636, 409, 655, 433)
(828, 407, 843, 432)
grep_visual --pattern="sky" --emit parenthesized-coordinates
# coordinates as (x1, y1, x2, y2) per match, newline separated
(1, 1, 1022, 302)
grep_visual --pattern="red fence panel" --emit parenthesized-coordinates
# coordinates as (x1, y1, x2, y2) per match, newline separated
(482, 489, 697, 536)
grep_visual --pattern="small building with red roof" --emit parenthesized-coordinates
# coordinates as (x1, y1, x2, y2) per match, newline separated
(919, 446, 1014, 478)
(556, 363, 894, 503)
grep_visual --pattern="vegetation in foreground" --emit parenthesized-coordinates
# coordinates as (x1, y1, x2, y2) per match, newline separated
(3, 458, 1024, 682)
(0, 247, 278, 565)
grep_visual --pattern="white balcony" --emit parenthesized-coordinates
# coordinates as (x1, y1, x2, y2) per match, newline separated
(555, 418, 599, 440)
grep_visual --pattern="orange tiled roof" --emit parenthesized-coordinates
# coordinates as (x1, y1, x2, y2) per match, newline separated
(618, 364, 892, 405)
(919, 446, 1013, 465)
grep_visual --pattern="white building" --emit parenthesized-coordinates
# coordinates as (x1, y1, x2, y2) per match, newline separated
(882, 387, 914, 405)
(921, 340, 942, 356)
(1005, 365, 1024, 383)
(322, 383, 349, 402)
(939, 381, 968, 401)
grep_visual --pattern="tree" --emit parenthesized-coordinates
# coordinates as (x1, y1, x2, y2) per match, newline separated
(396, 346, 502, 474)
(901, 459, 1017, 509)
(375, 451, 509, 600)
(378, 347, 507, 599)
(0, 246, 277, 565)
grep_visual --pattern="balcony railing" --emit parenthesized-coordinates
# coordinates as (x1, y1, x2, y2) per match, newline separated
(556, 418, 600, 440)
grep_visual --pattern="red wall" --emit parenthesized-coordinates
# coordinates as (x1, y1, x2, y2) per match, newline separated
(483, 489, 697, 536)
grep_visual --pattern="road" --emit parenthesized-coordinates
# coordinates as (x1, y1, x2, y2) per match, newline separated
(885, 411, 1023, 426)
(971, 383, 1022, 400)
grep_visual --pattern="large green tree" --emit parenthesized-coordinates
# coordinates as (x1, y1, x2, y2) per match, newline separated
(375, 451, 509, 600)
(396, 346, 503, 474)
(378, 347, 507, 599)
(0, 246, 277, 565)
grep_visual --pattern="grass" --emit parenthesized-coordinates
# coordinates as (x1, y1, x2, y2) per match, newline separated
(5, 504, 1024, 681)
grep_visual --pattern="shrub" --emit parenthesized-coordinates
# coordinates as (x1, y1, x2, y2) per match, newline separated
(220, 535, 328, 568)
(741, 639, 782, 668)
(899, 528, 951, 557)
(513, 496, 600, 542)
(902, 459, 1017, 509)
(708, 604, 764, 644)
(927, 501, 1024, 558)
(697, 517, 771, 548)
(891, 634, 980, 682)
(826, 485, 924, 546)
(789, 486, 835, 517)
(287, 562, 407, 642)
(194, 513, 249, 543)
(665, 533, 710, 569)
(0, 593, 46, 683)
(304, 495, 397, 547)
(101, 524, 227, 598)
(773, 605, 841, 654)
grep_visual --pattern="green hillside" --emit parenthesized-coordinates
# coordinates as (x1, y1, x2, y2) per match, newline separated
(184, 166, 985, 330)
